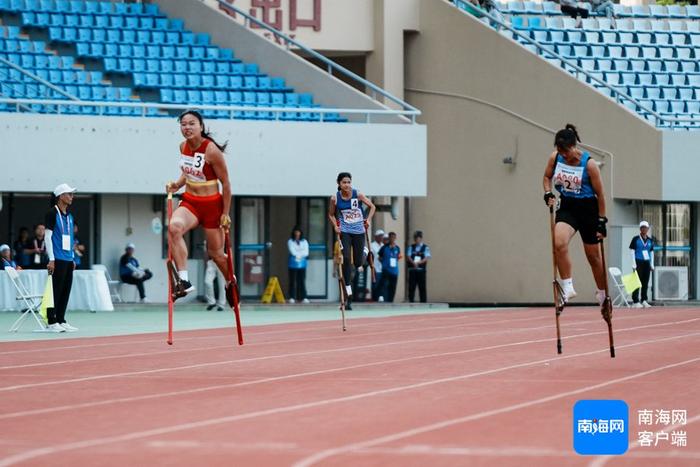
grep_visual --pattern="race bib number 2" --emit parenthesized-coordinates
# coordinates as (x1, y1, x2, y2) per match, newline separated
(553, 163, 584, 194)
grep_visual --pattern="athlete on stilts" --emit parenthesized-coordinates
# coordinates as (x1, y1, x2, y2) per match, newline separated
(166, 110, 234, 303)
(543, 124, 608, 306)
(328, 172, 375, 311)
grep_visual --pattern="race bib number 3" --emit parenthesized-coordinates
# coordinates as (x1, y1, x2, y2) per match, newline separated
(180, 153, 206, 182)
(553, 163, 584, 194)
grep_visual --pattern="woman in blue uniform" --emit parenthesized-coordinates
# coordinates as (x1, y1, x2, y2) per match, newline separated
(542, 124, 608, 305)
(328, 172, 375, 305)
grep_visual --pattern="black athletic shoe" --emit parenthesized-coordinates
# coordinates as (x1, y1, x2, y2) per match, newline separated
(206, 304, 216, 311)
(173, 280, 195, 302)
(345, 302, 352, 311)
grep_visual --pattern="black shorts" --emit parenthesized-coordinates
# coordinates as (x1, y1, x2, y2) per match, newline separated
(556, 196, 599, 245)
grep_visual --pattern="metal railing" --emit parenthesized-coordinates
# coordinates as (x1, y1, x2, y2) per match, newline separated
(0, 56, 78, 101)
(0, 97, 414, 122)
(451, 0, 700, 129)
(215, 0, 420, 122)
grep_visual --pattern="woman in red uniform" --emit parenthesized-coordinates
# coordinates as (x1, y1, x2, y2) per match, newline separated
(166, 110, 232, 299)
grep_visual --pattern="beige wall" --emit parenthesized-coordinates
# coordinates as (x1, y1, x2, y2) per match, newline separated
(207, 0, 374, 52)
(405, 0, 663, 303)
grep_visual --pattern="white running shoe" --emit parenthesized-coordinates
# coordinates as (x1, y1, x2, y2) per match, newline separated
(378, 296, 384, 302)
(60, 323, 78, 332)
(559, 281, 577, 303)
(595, 290, 606, 306)
(288, 298, 296, 304)
(632, 302, 643, 309)
(302, 298, 310, 304)
(642, 301, 652, 308)
(47, 323, 66, 333)
(140, 297, 151, 304)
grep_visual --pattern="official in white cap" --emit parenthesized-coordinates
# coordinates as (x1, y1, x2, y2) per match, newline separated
(370, 229, 386, 301)
(43, 183, 79, 332)
(0, 244, 18, 270)
(629, 220, 655, 308)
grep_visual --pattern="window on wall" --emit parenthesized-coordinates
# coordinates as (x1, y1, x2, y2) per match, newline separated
(642, 203, 693, 268)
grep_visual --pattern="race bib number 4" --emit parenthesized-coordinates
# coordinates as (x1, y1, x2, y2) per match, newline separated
(553, 163, 584, 195)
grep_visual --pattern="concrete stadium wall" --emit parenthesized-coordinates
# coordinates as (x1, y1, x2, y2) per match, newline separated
(0, 113, 426, 197)
(405, 0, 662, 303)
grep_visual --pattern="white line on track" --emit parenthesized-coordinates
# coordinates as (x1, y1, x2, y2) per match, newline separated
(292, 352, 700, 467)
(0, 329, 697, 466)
(0, 313, 555, 370)
(1, 306, 687, 356)
(0, 308, 537, 356)
(2, 314, 695, 393)
(589, 414, 700, 467)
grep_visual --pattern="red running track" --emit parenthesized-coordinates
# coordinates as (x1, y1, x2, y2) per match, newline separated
(0, 307, 699, 466)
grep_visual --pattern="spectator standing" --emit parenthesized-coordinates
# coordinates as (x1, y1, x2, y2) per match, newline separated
(12, 227, 31, 269)
(629, 221, 655, 309)
(203, 241, 226, 311)
(287, 226, 310, 304)
(29, 223, 49, 270)
(406, 230, 431, 303)
(0, 244, 18, 270)
(119, 243, 153, 303)
(45, 184, 79, 333)
(378, 232, 401, 303)
(370, 229, 385, 302)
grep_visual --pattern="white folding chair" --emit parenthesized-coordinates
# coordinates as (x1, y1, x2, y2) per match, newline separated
(6, 267, 48, 332)
(92, 264, 122, 303)
(608, 267, 632, 308)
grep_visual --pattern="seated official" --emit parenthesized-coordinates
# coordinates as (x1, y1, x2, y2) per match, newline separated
(119, 243, 153, 303)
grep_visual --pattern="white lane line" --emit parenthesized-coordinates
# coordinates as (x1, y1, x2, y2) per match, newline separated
(0, 313, 555, 371)
(3, 314, 693, 393)
(589, 414, 700, 467)
(292, 352, 700, 467)
(0, 308, 544, 356)
(0, 329, 697, 466)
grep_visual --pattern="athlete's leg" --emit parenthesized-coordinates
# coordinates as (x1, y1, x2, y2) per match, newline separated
(204, 227, 229, 279)
(583, 241, 606, 291)
(168, 207, 198, 272)
(554, 222, 576, 279)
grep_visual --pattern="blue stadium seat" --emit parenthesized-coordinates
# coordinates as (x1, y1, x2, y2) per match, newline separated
(678, 87, 694, 100)
(173, 89, 187, 102)
(160, 73, 173, 87)
(680, 61, 696, 72)
(201, 74, 215, 88)
(243, 76, 257, 90)
(215, 75, 229, 88)
(166, 31, 179, 44)
(202, 61, 215, 74)
(174, 60, 187, 73)
(173, 74, 186, 87)
(688, 74, 700, 87)
(688, 5, 700, 19)
(604, 72, 620, 85)
(543, 1, 559, 15)
(160, 88, 173, 103)
(230, 75, 243, 89)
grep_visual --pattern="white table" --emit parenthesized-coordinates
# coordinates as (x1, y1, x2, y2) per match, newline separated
(0, 269, 114, 312)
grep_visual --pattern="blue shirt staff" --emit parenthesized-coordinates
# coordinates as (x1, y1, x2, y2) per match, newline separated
(629, 220, 655, 308)
(43, 183, 79, 333)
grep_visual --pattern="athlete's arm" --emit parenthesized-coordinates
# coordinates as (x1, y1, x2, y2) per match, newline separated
(542, 151, 557, 207)
(587, 158, 606, 218)
(358, 193, 376, 226)
(206, 144, 232, 228)
(328, 196, 340, 233)
(166, 174, 186, 193)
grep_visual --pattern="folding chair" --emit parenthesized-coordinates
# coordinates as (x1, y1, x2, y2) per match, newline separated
(608, 267, 632, 308)
(92, 264, 122, 303)
(6, 267, 48, 332)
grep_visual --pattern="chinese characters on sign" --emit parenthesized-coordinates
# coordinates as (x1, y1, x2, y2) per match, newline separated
(637, 409, 687, 448)
(219, 0, 322, 45)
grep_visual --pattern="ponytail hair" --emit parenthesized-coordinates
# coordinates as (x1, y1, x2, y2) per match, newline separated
(554, 123, 581, 151)
(178, 110, 228, 152)
(336, 172, 352, 191)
